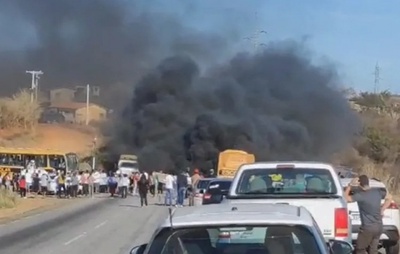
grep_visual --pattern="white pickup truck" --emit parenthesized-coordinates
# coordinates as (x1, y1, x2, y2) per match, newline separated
(223, 161, 351, 243)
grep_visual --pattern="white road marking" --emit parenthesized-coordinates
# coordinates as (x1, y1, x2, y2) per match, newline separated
(64, 232, 87, 245)
(94, 220, 108, 229)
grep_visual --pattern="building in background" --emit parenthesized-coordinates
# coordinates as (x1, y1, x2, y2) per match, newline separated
(49, 88, 76, 103)
(48, 102, 107, 124)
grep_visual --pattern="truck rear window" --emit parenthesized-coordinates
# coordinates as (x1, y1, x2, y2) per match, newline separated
(147, 225, 322, 254)
(235, 168, 337, 195)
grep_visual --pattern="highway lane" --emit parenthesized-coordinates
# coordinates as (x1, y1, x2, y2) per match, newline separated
(0, 195, 167, 254)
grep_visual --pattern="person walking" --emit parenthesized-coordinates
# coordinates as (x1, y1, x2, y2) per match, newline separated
(176, 171, 188, 207)
(138, 171, 149, 207)
(121, 174, 129, 198)
(344, 175, 393, 254)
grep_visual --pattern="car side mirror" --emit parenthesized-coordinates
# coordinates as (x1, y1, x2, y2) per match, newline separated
(130, 244, 147, 254)
(199, 189, 204, 194)
(328, 240, 353, 254)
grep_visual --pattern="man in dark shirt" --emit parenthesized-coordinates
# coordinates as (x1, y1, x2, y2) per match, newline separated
(344, 175, 393, 254)
(176, 172, 188, 207)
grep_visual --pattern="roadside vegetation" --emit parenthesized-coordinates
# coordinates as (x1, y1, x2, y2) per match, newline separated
(0, 188, 17, 208)
(334, 91, 400, 193)
(0, 89, 42, 130)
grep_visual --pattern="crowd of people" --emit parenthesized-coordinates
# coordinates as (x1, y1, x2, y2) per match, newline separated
(0, 161, 206, 209)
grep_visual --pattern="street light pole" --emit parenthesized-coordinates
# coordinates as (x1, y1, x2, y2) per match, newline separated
(25, 70, 43, 103)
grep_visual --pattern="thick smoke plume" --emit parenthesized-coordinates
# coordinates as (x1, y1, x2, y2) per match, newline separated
(111, 42, 360, 172)
(0, 0, 229, 107)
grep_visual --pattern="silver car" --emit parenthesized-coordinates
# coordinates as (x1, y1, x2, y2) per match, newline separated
(130, 203, 353, 254)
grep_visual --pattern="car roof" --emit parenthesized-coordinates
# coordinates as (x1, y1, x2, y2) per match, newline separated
(340, 178, 386, 188)
(239, 161, 335, 171)
(209, 178, 232, 182)
(199, 178, 215, 181)
(160, 203, 314, 228)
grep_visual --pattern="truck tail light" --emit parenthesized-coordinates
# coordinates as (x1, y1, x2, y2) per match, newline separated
(203, 194, 211, 200)
(335, 208, 349, 237)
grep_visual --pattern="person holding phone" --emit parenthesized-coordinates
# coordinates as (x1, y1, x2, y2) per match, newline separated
(344, 175, 393, 254)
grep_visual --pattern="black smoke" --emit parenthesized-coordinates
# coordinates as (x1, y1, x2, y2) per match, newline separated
(0, 0, 231, 108)
(110, 41, 360, 171)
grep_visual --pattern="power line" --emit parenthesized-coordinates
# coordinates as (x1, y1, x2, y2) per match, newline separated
(244, 12, 268, 51)
(373, 62, 381, 94)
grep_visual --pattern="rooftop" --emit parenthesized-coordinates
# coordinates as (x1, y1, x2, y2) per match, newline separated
(49, 102, 101, 110)
(160, 203, 313, 228)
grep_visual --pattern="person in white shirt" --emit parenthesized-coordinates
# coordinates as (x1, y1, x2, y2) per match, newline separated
(121, 174, 129, 198)
(99, 171, 108, 193)
(164, 173, 175, 206)
(92, 170, 101, 193)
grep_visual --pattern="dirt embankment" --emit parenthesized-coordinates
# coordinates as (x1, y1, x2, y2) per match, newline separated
(0, 123, 101, 156)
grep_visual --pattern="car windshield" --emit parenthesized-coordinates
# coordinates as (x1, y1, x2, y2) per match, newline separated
(208, 181, 232, 191)
(197, 180, 211, 190)
(148, 225, 322, 254)
(235, 168, 337, 195)
(120, 162, 138, 168)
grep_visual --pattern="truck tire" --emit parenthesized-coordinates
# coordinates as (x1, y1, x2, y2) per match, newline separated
(385, 241, 399, 254)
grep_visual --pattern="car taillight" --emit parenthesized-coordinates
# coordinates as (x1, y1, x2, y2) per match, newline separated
(203, 194, 211, 200)
(388, 201, 399, 209)
(334, 208, 349, 237)
(218, 232, 230, 239)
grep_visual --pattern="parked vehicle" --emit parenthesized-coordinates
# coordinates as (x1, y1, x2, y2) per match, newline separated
(130, 203, 353, 254)
(202, 178, 232, 205)
(223, 161, 352, 244)
(192, 178, 214, 206)
(340, 178, 400, 254)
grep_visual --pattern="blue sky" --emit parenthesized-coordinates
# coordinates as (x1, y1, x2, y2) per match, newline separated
(1, 0, 398, 93)
(151, 0, 400, 93)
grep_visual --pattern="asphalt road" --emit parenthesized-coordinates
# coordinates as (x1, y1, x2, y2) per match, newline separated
(0, 195, 167, 254)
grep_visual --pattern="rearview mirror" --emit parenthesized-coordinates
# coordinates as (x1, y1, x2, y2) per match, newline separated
(199, 189, 204, 194)
(328, 240, 353, 254)
(130, 244, 147, 254)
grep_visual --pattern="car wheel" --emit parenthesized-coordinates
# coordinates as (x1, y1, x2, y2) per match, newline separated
(385, 241, 399, 254)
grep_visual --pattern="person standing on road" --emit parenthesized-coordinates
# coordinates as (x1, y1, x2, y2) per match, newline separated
(108, 173, 118, 198)
(19, 175, 27, 198)
(176, 171, 188, 207)
(344, 175, 393, 254)
(71, 172, 79, 198)
(189, 169, 201, 206)
(138, 171, 149, 207)
(164, 172, 174, 206)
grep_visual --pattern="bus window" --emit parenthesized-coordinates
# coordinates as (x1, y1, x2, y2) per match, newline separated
(24, 155, 47, 168)
(49, 155, 66, 170)
(0, 153, 25, 167)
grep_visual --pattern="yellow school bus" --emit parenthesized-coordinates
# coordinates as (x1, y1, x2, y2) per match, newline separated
(0, 147, 79, 178)
(217, 149, 256, 178)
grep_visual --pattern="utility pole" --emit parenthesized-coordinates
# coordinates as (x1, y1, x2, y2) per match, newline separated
(25, 70, 43, 103)
(244, 12, 267, 51)
(373, 62, 381, 94)
(86, 84, 90, 125)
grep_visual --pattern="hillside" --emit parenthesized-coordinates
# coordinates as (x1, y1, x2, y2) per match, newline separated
(0, 124, 100, 157)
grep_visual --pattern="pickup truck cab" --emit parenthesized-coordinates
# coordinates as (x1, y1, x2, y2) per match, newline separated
(130, 203, 353, 254)
(224, 161, 351, 243)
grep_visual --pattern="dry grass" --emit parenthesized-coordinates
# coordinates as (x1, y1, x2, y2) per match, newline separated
(0, 188, 17, 209)
(335, 92, 400, 195)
